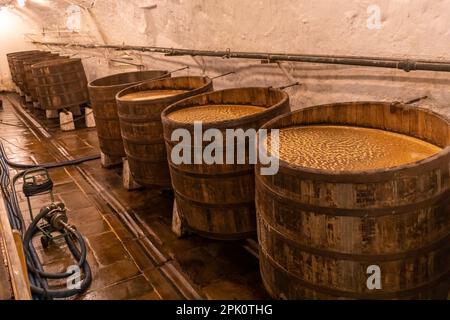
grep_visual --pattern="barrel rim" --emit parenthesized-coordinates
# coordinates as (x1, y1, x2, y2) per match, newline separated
(23, 54, 61, 66)
(7, 51, 48, 61)
(161, 86, 290, 129)
(88, 70, 169, 89)
(257, 101, 450, 179)
(11, 52, 52, 59)
(7, 50, 42, 57)
(31, 58, 82, 69)
(116, 75, 213, 106)
(11, 53, 53, 66)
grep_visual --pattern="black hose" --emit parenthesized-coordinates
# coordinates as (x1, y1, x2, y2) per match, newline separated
(23, 178, 53, 198)
(0, 151, 49, 299)
(14, 154, 100, 169)
(29, 248, 92, 298)
(28, 234, 92, 298)
(23, 204, 87, 279)
(23, 204, 92, 298)
(26, 245, 51, 299)
(0, 141, 97, 299)
(0, 143, 100, 170)
(0, 166, 49, 299)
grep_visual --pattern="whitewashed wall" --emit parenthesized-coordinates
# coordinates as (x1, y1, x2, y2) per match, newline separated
(2, 0, 450, 115)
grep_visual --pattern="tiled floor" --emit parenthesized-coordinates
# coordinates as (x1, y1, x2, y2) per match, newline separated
(0, 94, 268, 300)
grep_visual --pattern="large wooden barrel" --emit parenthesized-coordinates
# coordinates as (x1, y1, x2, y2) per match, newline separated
(15, 52, 53, 92)
(9, 51, 50, 90)
(88, 70, 169, 160)
(162, 87, 291, 240)
(117, 76, 214, 187)
(256, 101, 450, 300)
(31, 58, 89, 110)
(23, 54, 61, 100)
(7, 51, 41, 85)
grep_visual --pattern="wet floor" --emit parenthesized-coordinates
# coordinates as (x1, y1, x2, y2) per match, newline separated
(0, 94, 269, 300)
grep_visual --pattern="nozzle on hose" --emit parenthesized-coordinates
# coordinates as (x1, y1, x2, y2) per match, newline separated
(41, 203, 77, 233)
(43, 203, 68, 231)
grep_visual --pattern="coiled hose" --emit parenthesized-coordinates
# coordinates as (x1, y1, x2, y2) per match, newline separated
(0, 141, 100, 299)
(23, 203, 92, 298)
(0, 152, 50, 296)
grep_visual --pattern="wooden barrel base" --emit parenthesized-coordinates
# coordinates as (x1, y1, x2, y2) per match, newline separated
(188, 226, 256, 242)
(98, 137, 126, 160)
(260, 249, 450, 300)
(100, 152, 123, 168)
(127, 156, 172, 188)
(122, 158, 143, 191)
(172, 200, 192, 238)
(174, 189, 257, 241)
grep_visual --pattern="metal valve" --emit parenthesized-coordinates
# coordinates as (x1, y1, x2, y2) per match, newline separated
(44, 203, 69, 231)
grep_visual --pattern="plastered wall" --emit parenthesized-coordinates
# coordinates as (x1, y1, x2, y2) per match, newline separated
(2, 0, 450, 115)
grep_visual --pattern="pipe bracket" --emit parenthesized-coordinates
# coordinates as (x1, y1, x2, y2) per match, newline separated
(398, 60, 417, 72)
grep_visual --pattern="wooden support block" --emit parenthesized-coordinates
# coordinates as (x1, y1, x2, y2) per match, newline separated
(60, 111, 75, 131)
(85, 107, 96, 128)
(100, 152, 123, 168)
(45, 110, 59, 119)
(71, 105, 82, 116)
(172, 200, 190, 238)
(18, 88, 25, 97)
(33, 102, 40, 109)
(122, 158, 142, 191)
(25, 95, 32, 103)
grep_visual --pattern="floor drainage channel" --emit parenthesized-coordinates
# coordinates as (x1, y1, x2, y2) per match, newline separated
(6, 94, 204, 300)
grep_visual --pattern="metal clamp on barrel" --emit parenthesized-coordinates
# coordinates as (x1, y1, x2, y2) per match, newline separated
(156, 66, 190, 80)
(390, 95, 429, 113)
(211, 71, 236, 80)
(397, 59, 417, 72)
(274, 82, 301, 90)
